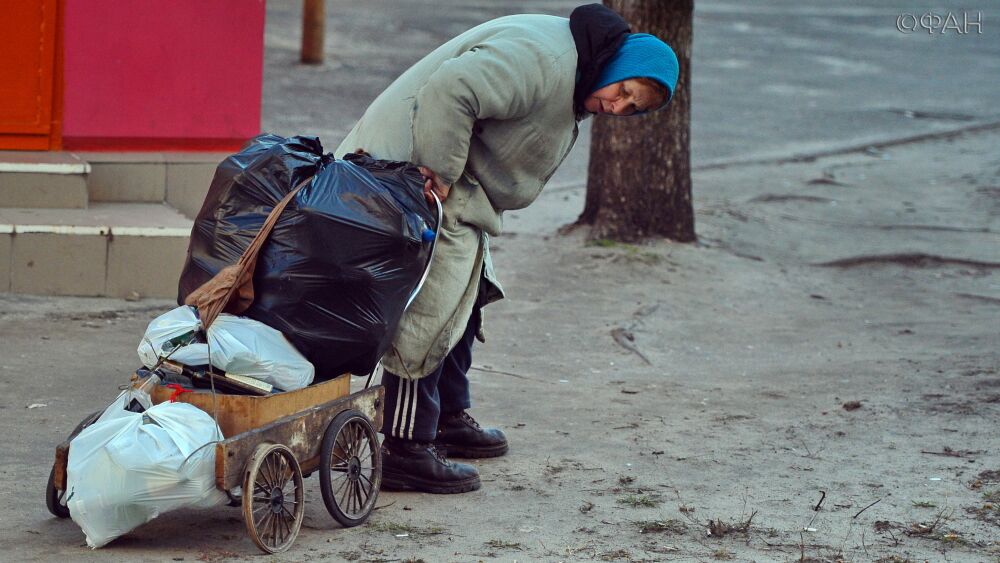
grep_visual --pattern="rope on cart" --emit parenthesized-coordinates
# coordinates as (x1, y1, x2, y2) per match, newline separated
(179, 438, 224, 469)
(165, 384, 193, 402)
(205, 337, 221, 434)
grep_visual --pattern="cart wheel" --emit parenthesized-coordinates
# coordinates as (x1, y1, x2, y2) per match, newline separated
(69, 411, 103, 439)
(319, 410, 382, 527)
(46, 410, 102, 518)
(241, 443, 304, 554)
(46, 467, 71, 518)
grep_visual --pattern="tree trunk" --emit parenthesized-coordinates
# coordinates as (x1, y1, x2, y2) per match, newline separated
(577, 0, 695, 243)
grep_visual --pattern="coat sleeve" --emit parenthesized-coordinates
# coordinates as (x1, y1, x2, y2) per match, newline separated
(411, 38, 560, 187)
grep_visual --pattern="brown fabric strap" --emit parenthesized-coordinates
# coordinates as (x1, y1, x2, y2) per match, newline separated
(237, 176, 312, 269)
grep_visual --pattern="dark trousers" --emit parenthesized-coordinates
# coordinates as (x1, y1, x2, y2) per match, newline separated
(380, 307, 478, 442)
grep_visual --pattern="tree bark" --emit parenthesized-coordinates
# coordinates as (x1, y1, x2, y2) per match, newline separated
(577, 0, 695, 243)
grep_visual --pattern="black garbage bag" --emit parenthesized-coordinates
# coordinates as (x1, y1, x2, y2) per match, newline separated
(178, 133, 437, 380)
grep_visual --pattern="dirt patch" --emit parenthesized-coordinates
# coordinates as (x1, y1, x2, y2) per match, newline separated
(749, 194, 835, 204)
(815, 252, 1000, 269)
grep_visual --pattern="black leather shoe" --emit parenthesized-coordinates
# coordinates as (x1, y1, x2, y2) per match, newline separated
(380, 437, 481, 494)
(435, 411, 509, 458)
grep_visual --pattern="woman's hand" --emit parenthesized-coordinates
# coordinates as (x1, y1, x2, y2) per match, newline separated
(418, 166, 450, 205)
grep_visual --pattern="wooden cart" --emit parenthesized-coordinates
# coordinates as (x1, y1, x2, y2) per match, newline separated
(46, 371, 384, 554)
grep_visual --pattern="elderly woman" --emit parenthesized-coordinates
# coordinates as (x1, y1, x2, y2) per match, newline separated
(334, 4, 678, 494)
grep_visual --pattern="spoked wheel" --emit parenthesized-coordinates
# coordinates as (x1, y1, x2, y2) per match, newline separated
(46, 410, 101, 518)
(319, 410, 382, 527)
(241, 443, 304, 554)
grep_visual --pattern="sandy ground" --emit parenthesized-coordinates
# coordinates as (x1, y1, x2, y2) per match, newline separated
(2, 127, 997, 563)
(2, 1, 999, 562)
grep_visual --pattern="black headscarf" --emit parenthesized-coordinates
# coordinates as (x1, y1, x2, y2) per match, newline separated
(570, 4, 631, 115)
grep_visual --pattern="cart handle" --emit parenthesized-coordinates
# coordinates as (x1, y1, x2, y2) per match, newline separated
(366, 192, 442, 389)
(404, 191, 443, 311)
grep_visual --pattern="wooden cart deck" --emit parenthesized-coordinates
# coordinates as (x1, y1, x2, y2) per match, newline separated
(52, 372, 383, 491)
(150, 372, 352, 438)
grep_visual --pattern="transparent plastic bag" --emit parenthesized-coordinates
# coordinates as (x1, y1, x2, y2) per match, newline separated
(138, 306, 314, 391)
(202, 314, 314, 390)
(136, 306, 202, 368)
(66, 400, 225, 548)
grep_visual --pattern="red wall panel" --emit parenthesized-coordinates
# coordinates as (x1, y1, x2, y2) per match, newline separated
(0, 0, 58, 149)
(62, 0, 265, 150)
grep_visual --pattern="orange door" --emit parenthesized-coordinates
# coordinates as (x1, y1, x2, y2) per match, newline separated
(0, 0, 60, 150)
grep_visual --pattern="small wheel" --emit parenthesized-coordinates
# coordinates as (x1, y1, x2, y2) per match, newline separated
(69, 411, 103, 439)
(241, 443, 304, 554)
(46, 410, 101, 518)
(319, 409, 382, 527)
(46, 467, 71, 518)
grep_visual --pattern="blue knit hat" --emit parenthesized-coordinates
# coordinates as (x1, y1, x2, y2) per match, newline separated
(592, 33, 679, 109)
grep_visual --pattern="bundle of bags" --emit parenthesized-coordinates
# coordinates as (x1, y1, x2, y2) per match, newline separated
(135, 134, 436, 390)
(175, 134, 437, 382)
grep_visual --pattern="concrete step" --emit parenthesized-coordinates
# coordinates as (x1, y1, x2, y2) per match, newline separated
(0, 151, 224, 217)
(76, 151, 225, 217)
(0, 203, 192, 299)
(0, 151, 90, 208)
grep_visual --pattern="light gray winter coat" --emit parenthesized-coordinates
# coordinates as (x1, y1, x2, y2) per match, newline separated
(335, 14, 581, 378)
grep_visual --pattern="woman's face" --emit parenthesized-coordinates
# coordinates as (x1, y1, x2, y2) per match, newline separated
(584, 79, 660, 116)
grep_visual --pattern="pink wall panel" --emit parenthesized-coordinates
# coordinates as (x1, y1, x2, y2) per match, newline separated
(62, 0, 265, 149)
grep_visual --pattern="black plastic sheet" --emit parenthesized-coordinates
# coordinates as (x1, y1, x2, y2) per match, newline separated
(178, 134, 436, 380)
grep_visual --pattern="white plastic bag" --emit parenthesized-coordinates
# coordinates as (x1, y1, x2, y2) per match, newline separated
(138, 306, 315, 391)
(201, 314, 315, 390)
(92, 373, 160, 425)
(66, 401, 227, 548)
(136, 305, 202, 368)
